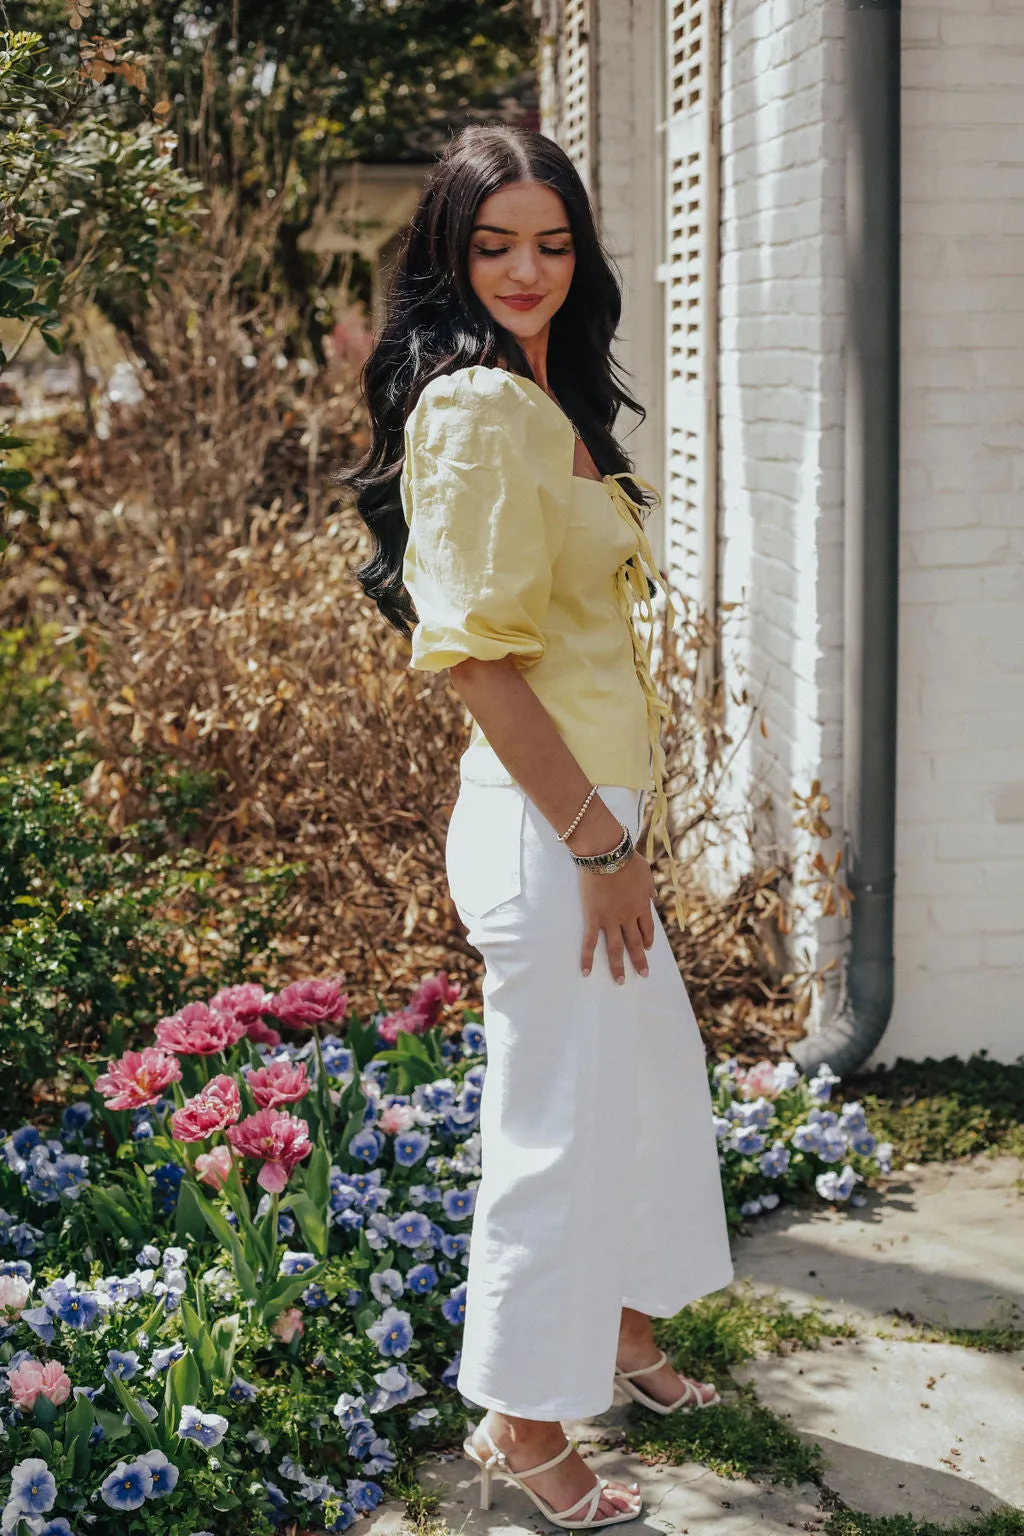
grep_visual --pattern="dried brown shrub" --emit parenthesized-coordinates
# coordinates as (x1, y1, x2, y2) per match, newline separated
(2, 202, 820, 1057)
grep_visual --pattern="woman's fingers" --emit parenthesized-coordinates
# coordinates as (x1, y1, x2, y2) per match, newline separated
(605, 926, 626, 985)
(622, 920, 650, 979)
(638, 900, 656, 951)
(580, 918, 600, 978)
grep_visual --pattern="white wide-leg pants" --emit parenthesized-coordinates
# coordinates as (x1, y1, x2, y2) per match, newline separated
(445, 779, 734, 1421)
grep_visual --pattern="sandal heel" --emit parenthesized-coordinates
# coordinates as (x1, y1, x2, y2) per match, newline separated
(479, 1463, 493, 1511)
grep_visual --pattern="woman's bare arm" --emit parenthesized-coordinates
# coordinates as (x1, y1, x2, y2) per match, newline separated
(448, 656, 655, 982)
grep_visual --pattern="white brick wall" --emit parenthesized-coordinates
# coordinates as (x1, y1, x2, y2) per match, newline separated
(585, 0, 1024, 1064)
(883, 0, 1024, 1064)
(716, 0, 847, 1002)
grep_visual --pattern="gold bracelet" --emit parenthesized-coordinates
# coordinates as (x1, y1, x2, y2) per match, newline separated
(556, 784, 599, 843)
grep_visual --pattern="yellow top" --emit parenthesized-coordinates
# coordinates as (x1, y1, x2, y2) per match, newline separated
(400, 364, 684, 924)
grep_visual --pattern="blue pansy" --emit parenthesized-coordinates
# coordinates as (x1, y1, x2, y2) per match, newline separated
(177, 1404, 229, 1448)
(330, 1503, 357, 1532)
(348, 1130, 381, 1166)
(369, 1268, 404, 1304)
(790, 1122, 824, 1153)
(149, 1341, 186, 1374)
(333, 1392, 368, 1429)
(442, 1187, 476, 1220)
(389, 1211, 432, 1248)
(809, 1064, 841, 1101)
(713, 1115, 732, 1141)
(140, 1448, 179, 1497)
(461, 1022, 486, 1055)
(0, 1258, 31, 1279)
(303, 1282, 330, 1308)
(99, 1459, 154, 1510)
(106, 1348, 140, 1382)
(441, 1350, 461, 1388)
(20, 1306, 56, 1344)
(346, 1419, 377, 1460)
(439, 1231, 470, 1260)
(279, 1250, 318, 1276)
(346, 1479, 385, 1515)
(40, 1278, 102, 1330)
(441, 1281, 468, 1325)
(846, 1128, 877, 1156)
(758, 1141, 791, 1178)
(336, 1209, 364, 1233)
(228, 1375, 259, 1403)
(364, 1436, 397, 1475)
(10, 1221, 44, 1256)
(9, 1457, 57, 1515)
(151, 1162, 185, 1213)
(406, 1262, 439, 1295)
(61, 1102, 92, 1136)
(818, 1128, 847, 1163)
(394, 1131, 431, 1167)
(816, 1164, 859, 1202)
(731, 1127, 766, 1156)
(11, 1126, 41, 1157)
(38, 1521, 74, 1536)
(367, 1305, 413, 1358)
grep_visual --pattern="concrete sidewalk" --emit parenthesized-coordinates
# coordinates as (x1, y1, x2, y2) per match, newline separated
(370, 1156, 1024, 1535)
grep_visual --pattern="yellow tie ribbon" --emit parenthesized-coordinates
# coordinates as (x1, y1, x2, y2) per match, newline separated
(602, 472, 686, 930)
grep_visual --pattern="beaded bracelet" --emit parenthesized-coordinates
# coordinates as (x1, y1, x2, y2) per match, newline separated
(556, 783, 599, 843)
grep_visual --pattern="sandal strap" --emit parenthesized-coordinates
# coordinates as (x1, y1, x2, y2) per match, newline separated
(515, 1438, 575, 1479)
(615, 1351, 668, 1381)
(558, 1478, 605, 1523)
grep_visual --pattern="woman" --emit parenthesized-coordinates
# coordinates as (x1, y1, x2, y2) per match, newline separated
(349, 124, 733, 1529)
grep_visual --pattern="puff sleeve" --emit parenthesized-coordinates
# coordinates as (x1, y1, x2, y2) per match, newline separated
(400, 366, 569, 673)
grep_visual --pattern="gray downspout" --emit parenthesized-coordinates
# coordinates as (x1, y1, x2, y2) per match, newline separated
(790, 0, 901, 1078)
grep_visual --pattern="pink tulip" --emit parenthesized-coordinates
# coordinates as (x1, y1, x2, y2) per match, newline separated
(209, 984, 282, 1047)
(226, 1108, 312, 1192)
(247, 1060, 310, 1110)
(95, 1047, 182, 1111)
(268, 978, 348, 1032)
(8, 1359, 72, 1412)
(271, 1307, 304, 1343)
(171, 1075, 242, 1142)
(194, 1145, 234, 1190)
(736, 1061, 781, 1101)
(155, 1002, 247, 1056)
(0, 1274, 30, 1320)
(377, 1009, 423, 1046)
(379, 1102, 418, 1135)
(245, 1018, 283, 1048)
(407, 971, 461, 1031)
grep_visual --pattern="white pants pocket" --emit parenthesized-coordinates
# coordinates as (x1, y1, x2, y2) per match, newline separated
(445, 782, 528, 920)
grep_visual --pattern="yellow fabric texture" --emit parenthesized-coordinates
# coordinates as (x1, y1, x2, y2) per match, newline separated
(401, 364, 684, 926)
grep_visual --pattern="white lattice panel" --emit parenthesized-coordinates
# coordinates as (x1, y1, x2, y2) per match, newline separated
(557, 0, 594, 192)
(662, 0, 719, 611)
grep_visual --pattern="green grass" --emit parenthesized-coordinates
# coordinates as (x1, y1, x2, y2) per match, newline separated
(652, 1281, 857, 1387)
(626, 1384, 823, 1485)
(825, 1509, 1024, 1536)
(848, 1055, 1024, 1166)
(622, 1284, 850, 1484)
(885, 1312, 1024, 1353)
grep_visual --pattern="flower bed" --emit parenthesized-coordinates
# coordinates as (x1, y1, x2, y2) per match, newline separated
(0, 977, 891, 1534)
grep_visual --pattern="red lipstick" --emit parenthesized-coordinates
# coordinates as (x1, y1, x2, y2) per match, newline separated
(499, 294, 544, 311)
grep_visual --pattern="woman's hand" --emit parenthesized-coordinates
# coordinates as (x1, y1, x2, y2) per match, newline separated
(578, 852, 657, 982)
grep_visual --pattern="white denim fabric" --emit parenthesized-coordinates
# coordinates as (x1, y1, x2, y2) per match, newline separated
(446, 780, 734, 1421)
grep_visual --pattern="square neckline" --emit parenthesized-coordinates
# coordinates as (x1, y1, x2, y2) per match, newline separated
(498, 369, 610, 489)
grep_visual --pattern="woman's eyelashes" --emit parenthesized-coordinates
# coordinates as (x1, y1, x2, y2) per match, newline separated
(472, 245, 573, 259)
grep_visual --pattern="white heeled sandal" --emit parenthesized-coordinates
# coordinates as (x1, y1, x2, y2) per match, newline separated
(614, 1352, 720, 1415)
(462, 1421, 643, 1530)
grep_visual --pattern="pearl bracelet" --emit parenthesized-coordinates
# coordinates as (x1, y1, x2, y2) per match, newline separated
(556, 783, 599, 843)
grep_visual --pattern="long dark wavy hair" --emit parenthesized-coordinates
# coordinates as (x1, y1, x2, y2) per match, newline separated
(341, 123, 649, 636)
